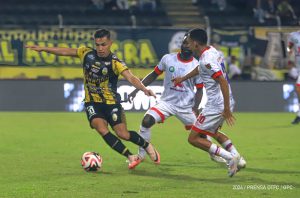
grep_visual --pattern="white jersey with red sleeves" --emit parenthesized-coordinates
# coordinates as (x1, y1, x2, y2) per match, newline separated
(154, 52, 203, 109)
(198, 46, 235, 114)
(288, 31, 300, 68)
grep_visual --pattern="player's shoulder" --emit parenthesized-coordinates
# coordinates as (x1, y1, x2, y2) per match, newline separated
(111, 53, 126, 65)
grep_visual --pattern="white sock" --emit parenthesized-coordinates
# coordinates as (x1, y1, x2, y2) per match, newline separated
(222, 139, 240, 156)
(208, 143, 233, 161)
(138, 126, 151, 159)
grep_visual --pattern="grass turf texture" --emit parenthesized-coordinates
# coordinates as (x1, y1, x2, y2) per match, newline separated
(0, 112, 299, 198)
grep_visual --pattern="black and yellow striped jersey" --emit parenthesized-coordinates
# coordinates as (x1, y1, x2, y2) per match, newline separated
(77, 46, 128, 104)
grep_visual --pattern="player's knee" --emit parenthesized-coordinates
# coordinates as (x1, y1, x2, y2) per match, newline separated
(142, 115, 155, 128)
(115, 131, 130, 140)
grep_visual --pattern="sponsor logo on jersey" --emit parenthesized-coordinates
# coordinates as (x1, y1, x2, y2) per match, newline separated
(95, 62, 101, 66)
(87, 54, 95, 60)
(104, 61, 111, 65)
(112, 113, 118, 121)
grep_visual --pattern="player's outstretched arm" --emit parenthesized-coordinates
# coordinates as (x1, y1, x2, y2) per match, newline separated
(128, 71, 158, 102)
(121, 70, 156, 98)
(25, 45, 78, 57)
(216, 75, 235, 126)
(172, 66, 199, 85)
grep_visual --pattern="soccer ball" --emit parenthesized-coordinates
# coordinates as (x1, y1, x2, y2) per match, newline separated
(81, 152, 102, 172)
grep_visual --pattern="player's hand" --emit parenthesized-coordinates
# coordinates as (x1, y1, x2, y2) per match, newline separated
(171, 77, 183, 86)
(222, 108, 235, 127)
(143, 88, 156, 98)
(25, 45, 44, 52)
(127, 91, 137, 103)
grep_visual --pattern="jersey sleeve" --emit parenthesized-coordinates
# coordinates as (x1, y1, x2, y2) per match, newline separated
(155, 54, 168, 74)
(113, 59, 128, 75)
(201, 55, 222, 79)
(193, 74, 204, 88)
(77, 46, 92, 62)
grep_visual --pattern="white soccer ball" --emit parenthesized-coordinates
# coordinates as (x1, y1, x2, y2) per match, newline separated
(81, 152, 102, 172)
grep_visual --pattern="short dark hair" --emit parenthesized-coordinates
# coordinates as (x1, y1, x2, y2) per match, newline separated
(188, 28, 207, 45)
(94, 29, 110, 39)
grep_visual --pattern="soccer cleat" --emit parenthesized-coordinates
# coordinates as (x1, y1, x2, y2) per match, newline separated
(227, 154, 240, 177)
(210, 154, 227, 165)
(291, 116, 300, 124)
(127, 155, 141, 169)
(145, 143, 160, 164)
(237, 156, 246, 171)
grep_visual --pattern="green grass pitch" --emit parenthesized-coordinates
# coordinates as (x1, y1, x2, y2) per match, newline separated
(0, 112, 299, 198)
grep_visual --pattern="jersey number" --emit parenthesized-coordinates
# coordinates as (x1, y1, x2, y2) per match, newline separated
(197, 114, 206, 124)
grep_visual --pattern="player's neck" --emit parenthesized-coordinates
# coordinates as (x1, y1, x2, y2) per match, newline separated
(199, 45, 210, 56)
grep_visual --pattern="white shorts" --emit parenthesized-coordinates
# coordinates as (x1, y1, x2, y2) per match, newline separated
(191, 112, 224, 137)
(146, 100, 196, 130)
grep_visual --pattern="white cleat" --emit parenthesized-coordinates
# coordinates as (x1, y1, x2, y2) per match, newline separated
(227, 154, 240, 177)
(210, 154, 227, 165)
(237, 156, 246, 171)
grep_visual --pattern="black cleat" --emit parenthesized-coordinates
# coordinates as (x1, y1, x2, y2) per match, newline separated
(291, 116, 300, 124)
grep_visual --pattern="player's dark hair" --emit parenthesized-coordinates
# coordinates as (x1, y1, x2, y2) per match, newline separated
(94, 29, 111, 39)
(188, 28, 207, 45)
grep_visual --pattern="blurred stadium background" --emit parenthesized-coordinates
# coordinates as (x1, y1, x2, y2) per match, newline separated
(0, 0, 300, 112)
(1, 0, 300, 197)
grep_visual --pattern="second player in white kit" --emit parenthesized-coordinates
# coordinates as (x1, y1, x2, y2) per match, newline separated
(287, 30, 300, 124)
(172, 28, 246, 177)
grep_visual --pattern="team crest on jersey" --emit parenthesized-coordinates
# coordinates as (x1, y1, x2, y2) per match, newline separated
(205, 64, 212, 69)
(102, 67, 108, 75)
(169, 66, 175, 72)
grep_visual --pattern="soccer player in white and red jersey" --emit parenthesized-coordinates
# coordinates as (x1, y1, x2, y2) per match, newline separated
(127, 34, 227, 166)
(172, 28, 245, 177)
(287, 30, 300, 124)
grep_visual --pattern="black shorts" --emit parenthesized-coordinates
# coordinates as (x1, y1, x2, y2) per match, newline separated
(84, 102, 125, 128)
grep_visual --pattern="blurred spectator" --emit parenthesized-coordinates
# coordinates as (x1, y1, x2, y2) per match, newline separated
(211, 0, 226, 11)
(104, 0, 119, 10)
(276, 0, 297, 25)
(139, 0, 157, 11)
(91, 0, 105, 10)
(128, 0, 139, 11)
(117, 0, 129, 10)
(228, 56, 242, 80)
(253, 0, 266, 23)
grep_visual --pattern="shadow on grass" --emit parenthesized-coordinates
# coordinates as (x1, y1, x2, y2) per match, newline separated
(129, 163, 300, 188)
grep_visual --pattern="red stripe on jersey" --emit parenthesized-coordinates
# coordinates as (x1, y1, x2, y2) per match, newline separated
(177, 53, 193, 63)
(195, 83, 204, 88)
(296, 83, 300, 87)
(191, 126, 216, 137)
(154, 66, 163, 75)
(150, 107, 165, 123)
(185, 125, 192, 130)
(212, 71, 222, 79)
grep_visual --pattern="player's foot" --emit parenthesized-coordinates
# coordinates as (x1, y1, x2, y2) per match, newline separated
(210, 154, 227, 165)
(145, 143, 160, 164)
(127, 155, 141, 169)
(237, 156, 246, 171)
(291, 116, 300, 124)
(227, 154, 240, 177)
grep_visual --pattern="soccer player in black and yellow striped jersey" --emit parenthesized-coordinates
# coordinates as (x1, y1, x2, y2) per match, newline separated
(26, 29, 160, 169)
